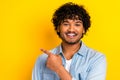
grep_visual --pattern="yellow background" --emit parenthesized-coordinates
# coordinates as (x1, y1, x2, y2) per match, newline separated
(0, 0, 120, 80)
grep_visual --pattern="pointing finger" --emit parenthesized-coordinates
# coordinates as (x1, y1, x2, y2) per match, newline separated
(40, 48, 51, 56)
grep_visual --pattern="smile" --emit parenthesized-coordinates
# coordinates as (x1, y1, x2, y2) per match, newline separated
(66, 33, 77, 38)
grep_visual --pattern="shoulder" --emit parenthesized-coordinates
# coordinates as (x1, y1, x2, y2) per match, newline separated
(81, 42, 106, 60)
(84, 46, 106, 68)
(87, 47, 105, 60)
(80, 42, 106, 64)
(86, 47, 105, 59)
(34, 54, 48, 69)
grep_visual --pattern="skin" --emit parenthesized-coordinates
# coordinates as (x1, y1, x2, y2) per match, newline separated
(41, 19, 85, 80)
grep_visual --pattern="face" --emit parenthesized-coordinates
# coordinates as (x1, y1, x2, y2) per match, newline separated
(57, 19, 85, 44)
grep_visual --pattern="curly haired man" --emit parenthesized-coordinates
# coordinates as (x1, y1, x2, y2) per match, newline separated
(32, 2, 107, 80)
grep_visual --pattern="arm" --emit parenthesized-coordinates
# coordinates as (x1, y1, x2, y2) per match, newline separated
(32, 54, 47, 80)
(32, 49, 80, 80)
(32, 57, 42, 80)
(32, 57, 77, 80)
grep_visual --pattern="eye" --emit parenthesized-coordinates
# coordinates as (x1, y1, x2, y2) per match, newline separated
(75, 23, 81, 26)
(62, 23, 69, 26)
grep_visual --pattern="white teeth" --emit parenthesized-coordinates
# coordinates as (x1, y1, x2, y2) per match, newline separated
(67, 33, 75, 36)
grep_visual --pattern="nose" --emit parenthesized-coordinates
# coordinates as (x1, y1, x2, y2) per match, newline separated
(68, 25, 75, 32)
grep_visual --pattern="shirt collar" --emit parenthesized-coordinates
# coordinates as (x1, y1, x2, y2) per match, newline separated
(55, 41, 88, 57)
(77, 41, 88, 57)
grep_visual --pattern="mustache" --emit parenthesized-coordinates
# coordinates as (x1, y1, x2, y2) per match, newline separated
(66, 31, 77, 34)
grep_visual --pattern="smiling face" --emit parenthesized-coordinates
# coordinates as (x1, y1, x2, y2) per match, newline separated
(57, 19, 85, 44)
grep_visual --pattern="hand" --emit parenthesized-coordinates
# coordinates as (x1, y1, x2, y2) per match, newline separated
(40, 48, 72, 80)
(40, 48, 62, 72)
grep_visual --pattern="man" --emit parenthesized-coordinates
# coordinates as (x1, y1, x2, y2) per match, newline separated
(32, 2, 107, 80)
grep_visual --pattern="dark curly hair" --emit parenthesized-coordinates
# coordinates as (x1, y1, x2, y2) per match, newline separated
(52, 2, 91, 36)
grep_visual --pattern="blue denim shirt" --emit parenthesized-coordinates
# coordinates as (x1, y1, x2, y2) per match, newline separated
(32, 42, 107, 80)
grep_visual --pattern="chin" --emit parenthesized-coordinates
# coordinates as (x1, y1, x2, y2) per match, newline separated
(65, 40, 80, 45)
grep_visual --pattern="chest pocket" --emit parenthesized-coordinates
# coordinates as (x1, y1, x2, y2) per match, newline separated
(43, 73, 55, 80)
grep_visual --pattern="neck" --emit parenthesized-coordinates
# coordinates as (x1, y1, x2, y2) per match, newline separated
(61, 41, 81, 60)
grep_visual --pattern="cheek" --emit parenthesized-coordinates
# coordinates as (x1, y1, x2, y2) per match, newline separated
(78, 27, 85, 33)
(59, 28, 67, 33)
